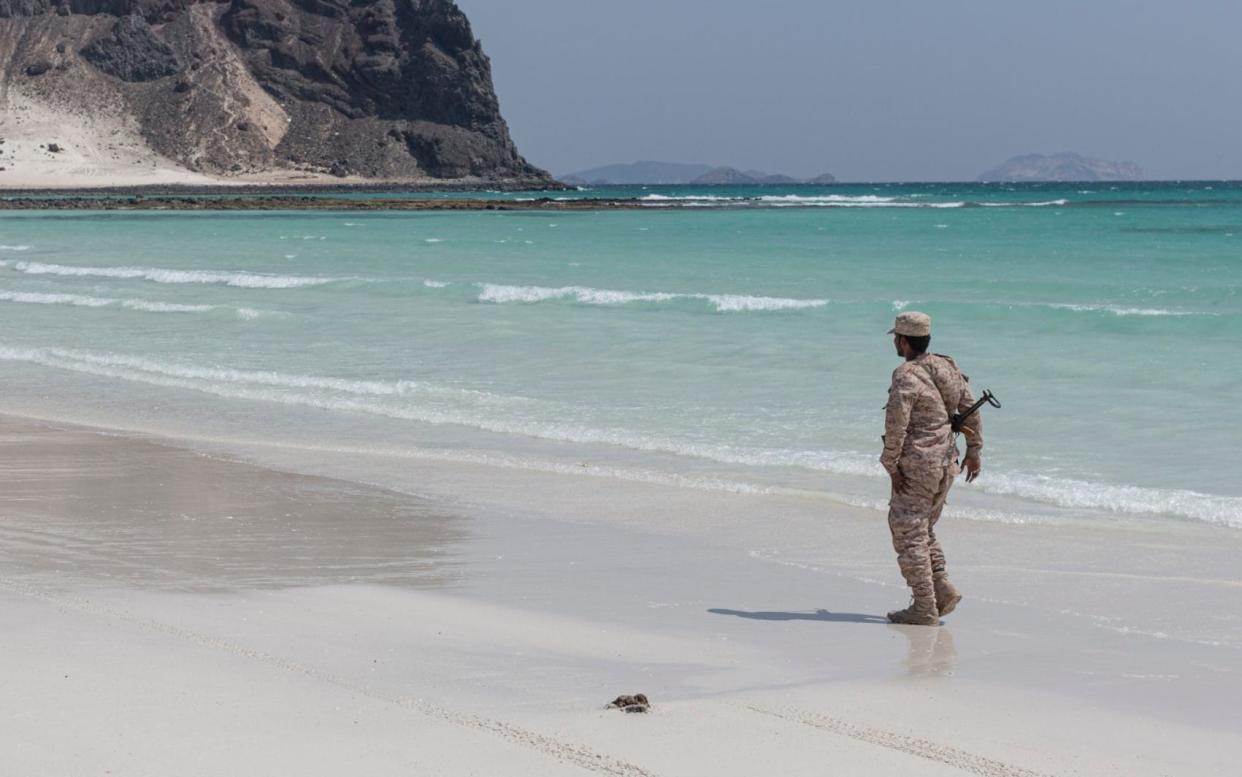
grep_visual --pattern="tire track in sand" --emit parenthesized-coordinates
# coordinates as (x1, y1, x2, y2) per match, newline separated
(745, 704, 1055, 777)
(0, 578, 657, 777)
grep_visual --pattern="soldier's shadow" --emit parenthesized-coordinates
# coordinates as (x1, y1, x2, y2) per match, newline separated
(708, 608, 889, 625)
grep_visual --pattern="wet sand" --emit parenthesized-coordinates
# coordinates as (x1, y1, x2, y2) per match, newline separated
(2, 415, 1239, 776)
(0, 419, 463, 591)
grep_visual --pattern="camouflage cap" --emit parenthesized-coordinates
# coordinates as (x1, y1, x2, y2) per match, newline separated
(888, 311, 931, 337)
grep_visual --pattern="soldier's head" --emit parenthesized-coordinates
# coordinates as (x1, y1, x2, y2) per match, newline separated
(888, 312, 931, 359)
(895, 334, 931, 358)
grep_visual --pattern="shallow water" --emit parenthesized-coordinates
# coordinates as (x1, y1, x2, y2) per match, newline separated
(1, 182, 1239, 529)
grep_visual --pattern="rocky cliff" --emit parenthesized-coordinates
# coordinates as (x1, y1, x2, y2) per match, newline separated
(0, 0, 550, 185)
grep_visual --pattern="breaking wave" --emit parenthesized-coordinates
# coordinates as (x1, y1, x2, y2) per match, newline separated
(982, 199, 1070, 207)
(759, 195, 964, 208)
(0, 290, 114, 308)
(888, 299, 1218, 318)
(120, 300, 215, 313)
(0, 289, 217, 313)
(0, 289, 278, 317)
(2, 261, 340, 289)
(640, 194, 739, 202)
(977, 473, 1242, 530)
(1044, 303, 1210, 317)
(475, 283, 827, 312)
(636, 194, 1073, 209)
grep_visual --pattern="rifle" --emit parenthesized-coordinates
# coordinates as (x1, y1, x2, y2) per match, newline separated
(952, 389, 1001, 435)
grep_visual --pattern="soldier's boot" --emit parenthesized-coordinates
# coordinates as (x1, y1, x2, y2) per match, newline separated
(887, 585, 939, 626)
(933, 574, 962, 616)
(887, 599, 939, 626)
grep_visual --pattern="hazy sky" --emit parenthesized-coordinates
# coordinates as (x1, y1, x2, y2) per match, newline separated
(456, 0, 1242, 181)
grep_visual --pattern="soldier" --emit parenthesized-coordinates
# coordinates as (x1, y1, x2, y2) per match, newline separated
(881, 312, 982, 626)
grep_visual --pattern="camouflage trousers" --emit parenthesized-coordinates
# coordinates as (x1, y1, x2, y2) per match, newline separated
(888, 461, 957, 601)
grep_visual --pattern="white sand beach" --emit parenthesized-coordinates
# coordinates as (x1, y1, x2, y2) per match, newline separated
(0, 88, 489, 191)
(0, 88, 222, 190)
(2, 414, 1239, 776)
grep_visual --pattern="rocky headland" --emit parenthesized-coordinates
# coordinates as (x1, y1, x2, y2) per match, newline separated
(0, 0, 553, 188)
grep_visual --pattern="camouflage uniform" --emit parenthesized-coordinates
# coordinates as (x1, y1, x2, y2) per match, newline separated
(881, 352, 982, 619)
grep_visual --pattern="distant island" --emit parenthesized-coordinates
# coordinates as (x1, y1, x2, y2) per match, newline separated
(562, 160, 836, 186)
(978, 153, 1145, 182)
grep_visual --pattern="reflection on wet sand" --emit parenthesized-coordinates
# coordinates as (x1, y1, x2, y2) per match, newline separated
(0, 419, 466, 591)
(890, 624, 958, 676)
(706, 607, 889, 624)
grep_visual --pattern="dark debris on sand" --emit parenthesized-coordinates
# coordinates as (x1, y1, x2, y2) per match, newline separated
(607, 694, 651, 713)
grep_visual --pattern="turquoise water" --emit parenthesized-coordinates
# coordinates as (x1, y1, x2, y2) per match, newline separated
(0, 182, 1239, 528)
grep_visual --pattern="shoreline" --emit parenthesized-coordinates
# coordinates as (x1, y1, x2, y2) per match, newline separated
(0, 195, 643, 211)
(0, 179, 571, 197)
(2, 410, 1240, 775)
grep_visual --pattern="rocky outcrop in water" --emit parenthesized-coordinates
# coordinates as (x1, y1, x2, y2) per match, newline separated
(0, 0, 550, 184)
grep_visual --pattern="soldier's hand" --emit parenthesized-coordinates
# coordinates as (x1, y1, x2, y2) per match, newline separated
(963, 455, 981, 483)
(890, 470, 907, 494)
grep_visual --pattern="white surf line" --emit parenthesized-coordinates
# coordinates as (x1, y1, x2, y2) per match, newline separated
(0, 577, 660, 777)
(744, 705, 1056, 777)
(473, 282, 829, 312)
(0, 290, 218, 313)
(4, 261, 340, 289)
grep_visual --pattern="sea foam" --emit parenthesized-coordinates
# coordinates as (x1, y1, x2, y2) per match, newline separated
(756, 194, 925, 207)
(7, 261, 339, 289)
(474, 283, 826, 312)
(707, 294, 828, 311)
(640, 193, 938, 208)
(977, 473, 1242, 529)
(0, 289, 217, 313)
(633, 194, 1076, 209)
(0, 290, 116, 308)
(120, 300, 216, 313)
(640, 194, 738, 202)
(1045, 303, 1208, 317)
(981, 199, 1070, 207)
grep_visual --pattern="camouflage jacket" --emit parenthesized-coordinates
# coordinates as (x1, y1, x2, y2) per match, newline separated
(880, 353, 983, 476)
